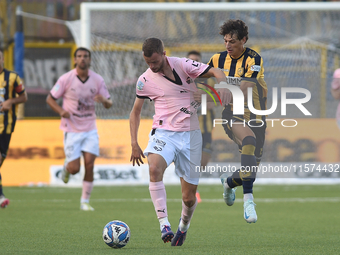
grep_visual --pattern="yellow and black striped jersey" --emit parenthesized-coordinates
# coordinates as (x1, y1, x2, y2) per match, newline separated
(208, 47, 268, 123)
(0, 68, 25, 134)
(199, 108, 214, 135)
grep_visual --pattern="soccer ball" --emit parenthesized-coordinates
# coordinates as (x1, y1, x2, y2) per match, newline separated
(102, 220, 130, 248)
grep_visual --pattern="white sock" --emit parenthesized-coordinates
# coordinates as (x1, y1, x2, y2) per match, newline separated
(179, 220, 190, 232)
(81, 198, 89, 204)
(243, 193, 254, 202)
(159, 217, 170, 230)
(224, 181, 231, 189)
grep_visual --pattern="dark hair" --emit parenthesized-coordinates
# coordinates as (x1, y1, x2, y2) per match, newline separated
(219, 19, 248, 42)
(142, 38, 164, 57)
(74, 47, 91, 58)
(187, 50, 201, 58)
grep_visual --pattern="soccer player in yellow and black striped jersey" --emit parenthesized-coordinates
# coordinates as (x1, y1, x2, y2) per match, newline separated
(208, 20, 268, 223)
(0, 49, 27, 208)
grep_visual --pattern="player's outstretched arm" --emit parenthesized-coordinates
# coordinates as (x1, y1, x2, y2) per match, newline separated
(129, 97, 145, 166)
(46, 94, 70, 118)
(196, 67, 232, 106)
(201, 67, 226, 84)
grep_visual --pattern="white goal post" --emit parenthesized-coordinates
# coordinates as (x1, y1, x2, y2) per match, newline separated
(79, 2, 340, 119)
(80, 2, 340, 50)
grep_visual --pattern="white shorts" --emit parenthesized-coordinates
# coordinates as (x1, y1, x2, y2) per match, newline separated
(64, 129, 99, 163)
(144, 129, 202, 185)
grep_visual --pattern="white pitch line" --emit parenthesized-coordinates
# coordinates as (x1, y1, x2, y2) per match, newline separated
(93, 197, 340, 203)
(12, 197, 340, 203)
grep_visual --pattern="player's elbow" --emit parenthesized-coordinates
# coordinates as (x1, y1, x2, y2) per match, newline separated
(104, 99, 113, 109)
(23, 92, 28, 103)
(331, 89, 340, 100)
(210, 67, 225, 80)
(129, 109, 141, 121)
(46, 94, 54, 105)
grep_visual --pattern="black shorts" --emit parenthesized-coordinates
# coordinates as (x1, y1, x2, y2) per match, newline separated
(221, 108, 266, 163)
(0, 133, 12, 159)
(202, 131, 212, 154)
(199, 109, 214, 154)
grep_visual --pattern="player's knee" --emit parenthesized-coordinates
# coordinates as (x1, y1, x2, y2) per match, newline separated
(182, 196, 196, 208)
(242, 136, 256, 147)
(0, 152, 6, 167)
(148, 164, 163, 182)
(84, 161, 95, 172)
(67, 164, 80, 175)
(241, 136, 256, 155)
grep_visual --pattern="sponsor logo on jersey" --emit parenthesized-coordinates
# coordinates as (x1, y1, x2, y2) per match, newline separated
(220, 68, 229, 73)
(52, 84, 60, 92)
(180, 107, 193, 115)
(226, 76, 242, 86)
(137, 81, 144, 90)
(250, 65, 261, 72)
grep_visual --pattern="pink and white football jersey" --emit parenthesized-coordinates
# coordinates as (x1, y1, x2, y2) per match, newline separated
(136, 56, 211, 131)
(50, 69, 110, 132)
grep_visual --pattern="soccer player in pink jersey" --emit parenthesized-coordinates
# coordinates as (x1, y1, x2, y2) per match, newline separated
(46, 47, 112, 211)
(130, 38, 227, 246)
(331, 68, 340, 129)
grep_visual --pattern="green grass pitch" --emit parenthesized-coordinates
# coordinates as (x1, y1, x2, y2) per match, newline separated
(1, 184, 340, 254)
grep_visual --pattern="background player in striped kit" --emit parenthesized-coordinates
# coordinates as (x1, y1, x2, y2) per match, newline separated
(0, 49, 28, 208)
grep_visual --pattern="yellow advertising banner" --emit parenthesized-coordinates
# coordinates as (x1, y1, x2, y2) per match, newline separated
(1, 119, 153, 186)
(1, 119, 339, 186)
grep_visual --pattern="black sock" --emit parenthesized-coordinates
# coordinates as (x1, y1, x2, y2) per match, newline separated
(227, 169, 242, 188)
(240, 136, 257, 194)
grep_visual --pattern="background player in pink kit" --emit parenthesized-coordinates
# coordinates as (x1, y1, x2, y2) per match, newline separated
(130, 38, 227, 246)
(46, 47, 112, 211)
(331, 68, 340, 129)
